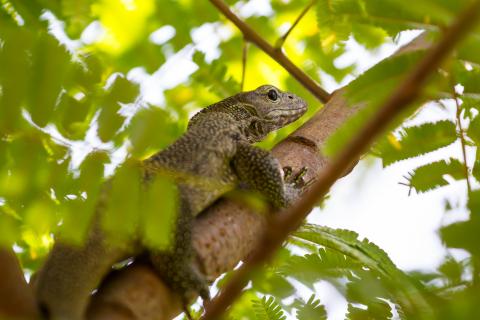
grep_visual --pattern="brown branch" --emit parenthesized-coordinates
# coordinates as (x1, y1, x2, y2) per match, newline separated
(201, 1, 480, 318)
(275, 0, 317, 49)
(209, 0, 331, 103)
(0, 247, 39, 319)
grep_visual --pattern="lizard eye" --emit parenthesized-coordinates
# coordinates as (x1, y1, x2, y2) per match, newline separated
(267, 89, 278, 101)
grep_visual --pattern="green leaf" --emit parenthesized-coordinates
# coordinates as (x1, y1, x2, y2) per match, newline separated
(346, 299, 392, 320)
(324, 52, 429, 157)
(140, 174, 178, 250)
(467, 114, 480, 145)
(61, 152, 108, 243)
(473, 160, 480, 183)
(293, 224, 433, 318)
(60, 0, 94, 38)
(252, 296, 287, 320)
(468, 190, 480, 215)
(279, 248, 357, 289)
(0, 26, 32, 133)
(347, 51, 424, 106)
(55, 94, 92, 140)
(375, 121, 457, 167)
(352, 24, 389, 49)
(407, 158, 465, 193)
(97, 100, 125, 142)
(295, 295, 327, 320)
(441, 212, 480, 256)
(251, 271, 295, 299)
(27, 33, 71, 127)
(454, 62, 480, 95)
(438, 258, 463, 286)
(106, 75, 140, 104)
(128, 107, 181, 158)
(102, 159, 142, 241)
(458, 34, 480, 66)
(192, 51, 240, 98)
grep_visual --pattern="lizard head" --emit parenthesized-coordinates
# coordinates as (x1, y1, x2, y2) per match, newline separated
(188, 85, 307, 142)
(237, 85, 308, 142)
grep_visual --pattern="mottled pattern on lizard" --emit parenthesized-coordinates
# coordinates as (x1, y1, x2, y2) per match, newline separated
(35, 85, 307, 319)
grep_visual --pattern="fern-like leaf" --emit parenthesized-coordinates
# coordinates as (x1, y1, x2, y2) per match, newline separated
(406, 158, 465, 193)
(252, 296, 287, 320)
(375, 120, 457, 167)
(279, 248, 358, 289)
(295, 295, 327, 320)
(293, 224, 433, 318)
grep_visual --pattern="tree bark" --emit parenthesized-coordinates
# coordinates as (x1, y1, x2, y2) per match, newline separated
(0, 248, 39, 319)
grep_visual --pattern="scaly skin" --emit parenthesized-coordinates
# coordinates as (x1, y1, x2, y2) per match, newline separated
(34, 85, 307, 319)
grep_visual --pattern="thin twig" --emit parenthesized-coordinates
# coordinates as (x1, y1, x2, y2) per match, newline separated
(201, 1, 480, 319)
(241, 38, 248, 91)
(209, 0, 331, 103)
(451, 84, 472, 193)
(275, 0, 317, 49)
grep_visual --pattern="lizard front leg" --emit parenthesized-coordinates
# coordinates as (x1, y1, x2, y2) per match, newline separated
(232, 142, 302, 208)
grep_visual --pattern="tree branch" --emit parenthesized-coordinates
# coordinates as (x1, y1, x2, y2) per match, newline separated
(275, 0, 317, 49)
(0, 247, 39, 319)
(201, 1, 480, 318)
(209, 0, 331, 104)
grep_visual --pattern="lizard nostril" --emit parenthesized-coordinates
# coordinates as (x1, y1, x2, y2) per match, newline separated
(288, 95, 293, 99)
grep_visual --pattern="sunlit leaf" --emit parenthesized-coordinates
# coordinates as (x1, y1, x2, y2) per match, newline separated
(102, 159, 141, 240)
(140, 174, 178, 250)
(27, 33, 71, 127)
(0, 26, 32, 133)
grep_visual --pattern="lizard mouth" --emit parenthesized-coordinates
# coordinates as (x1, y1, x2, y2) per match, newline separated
(265, 105, 307, 123)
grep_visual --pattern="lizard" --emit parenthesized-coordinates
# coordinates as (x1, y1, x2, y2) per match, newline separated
(34, 84, 308, 319)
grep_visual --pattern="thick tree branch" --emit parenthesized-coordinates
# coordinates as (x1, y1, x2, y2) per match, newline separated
(0, 247, 39, 319)
(201, 2, 480, 318)
(209, 0, 331, 103)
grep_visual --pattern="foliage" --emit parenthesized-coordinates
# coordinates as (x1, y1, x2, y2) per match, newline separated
(0, 0, 480, 319)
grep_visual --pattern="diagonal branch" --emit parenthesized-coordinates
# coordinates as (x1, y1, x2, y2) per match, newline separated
(201, 1, 480, 318)
(209, 0, 331, 103)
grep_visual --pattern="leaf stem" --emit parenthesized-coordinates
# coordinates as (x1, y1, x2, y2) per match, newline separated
(201, 1, 480, 319)
(275, 0, 318, 49)
(451, 84, 472, 193)
(209, 0, 331, 103)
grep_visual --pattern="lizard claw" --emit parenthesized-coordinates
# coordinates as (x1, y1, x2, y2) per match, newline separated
(284, 166, 308, 188)
(282, 166, 293, 180)
(282, 166, 309, 206)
